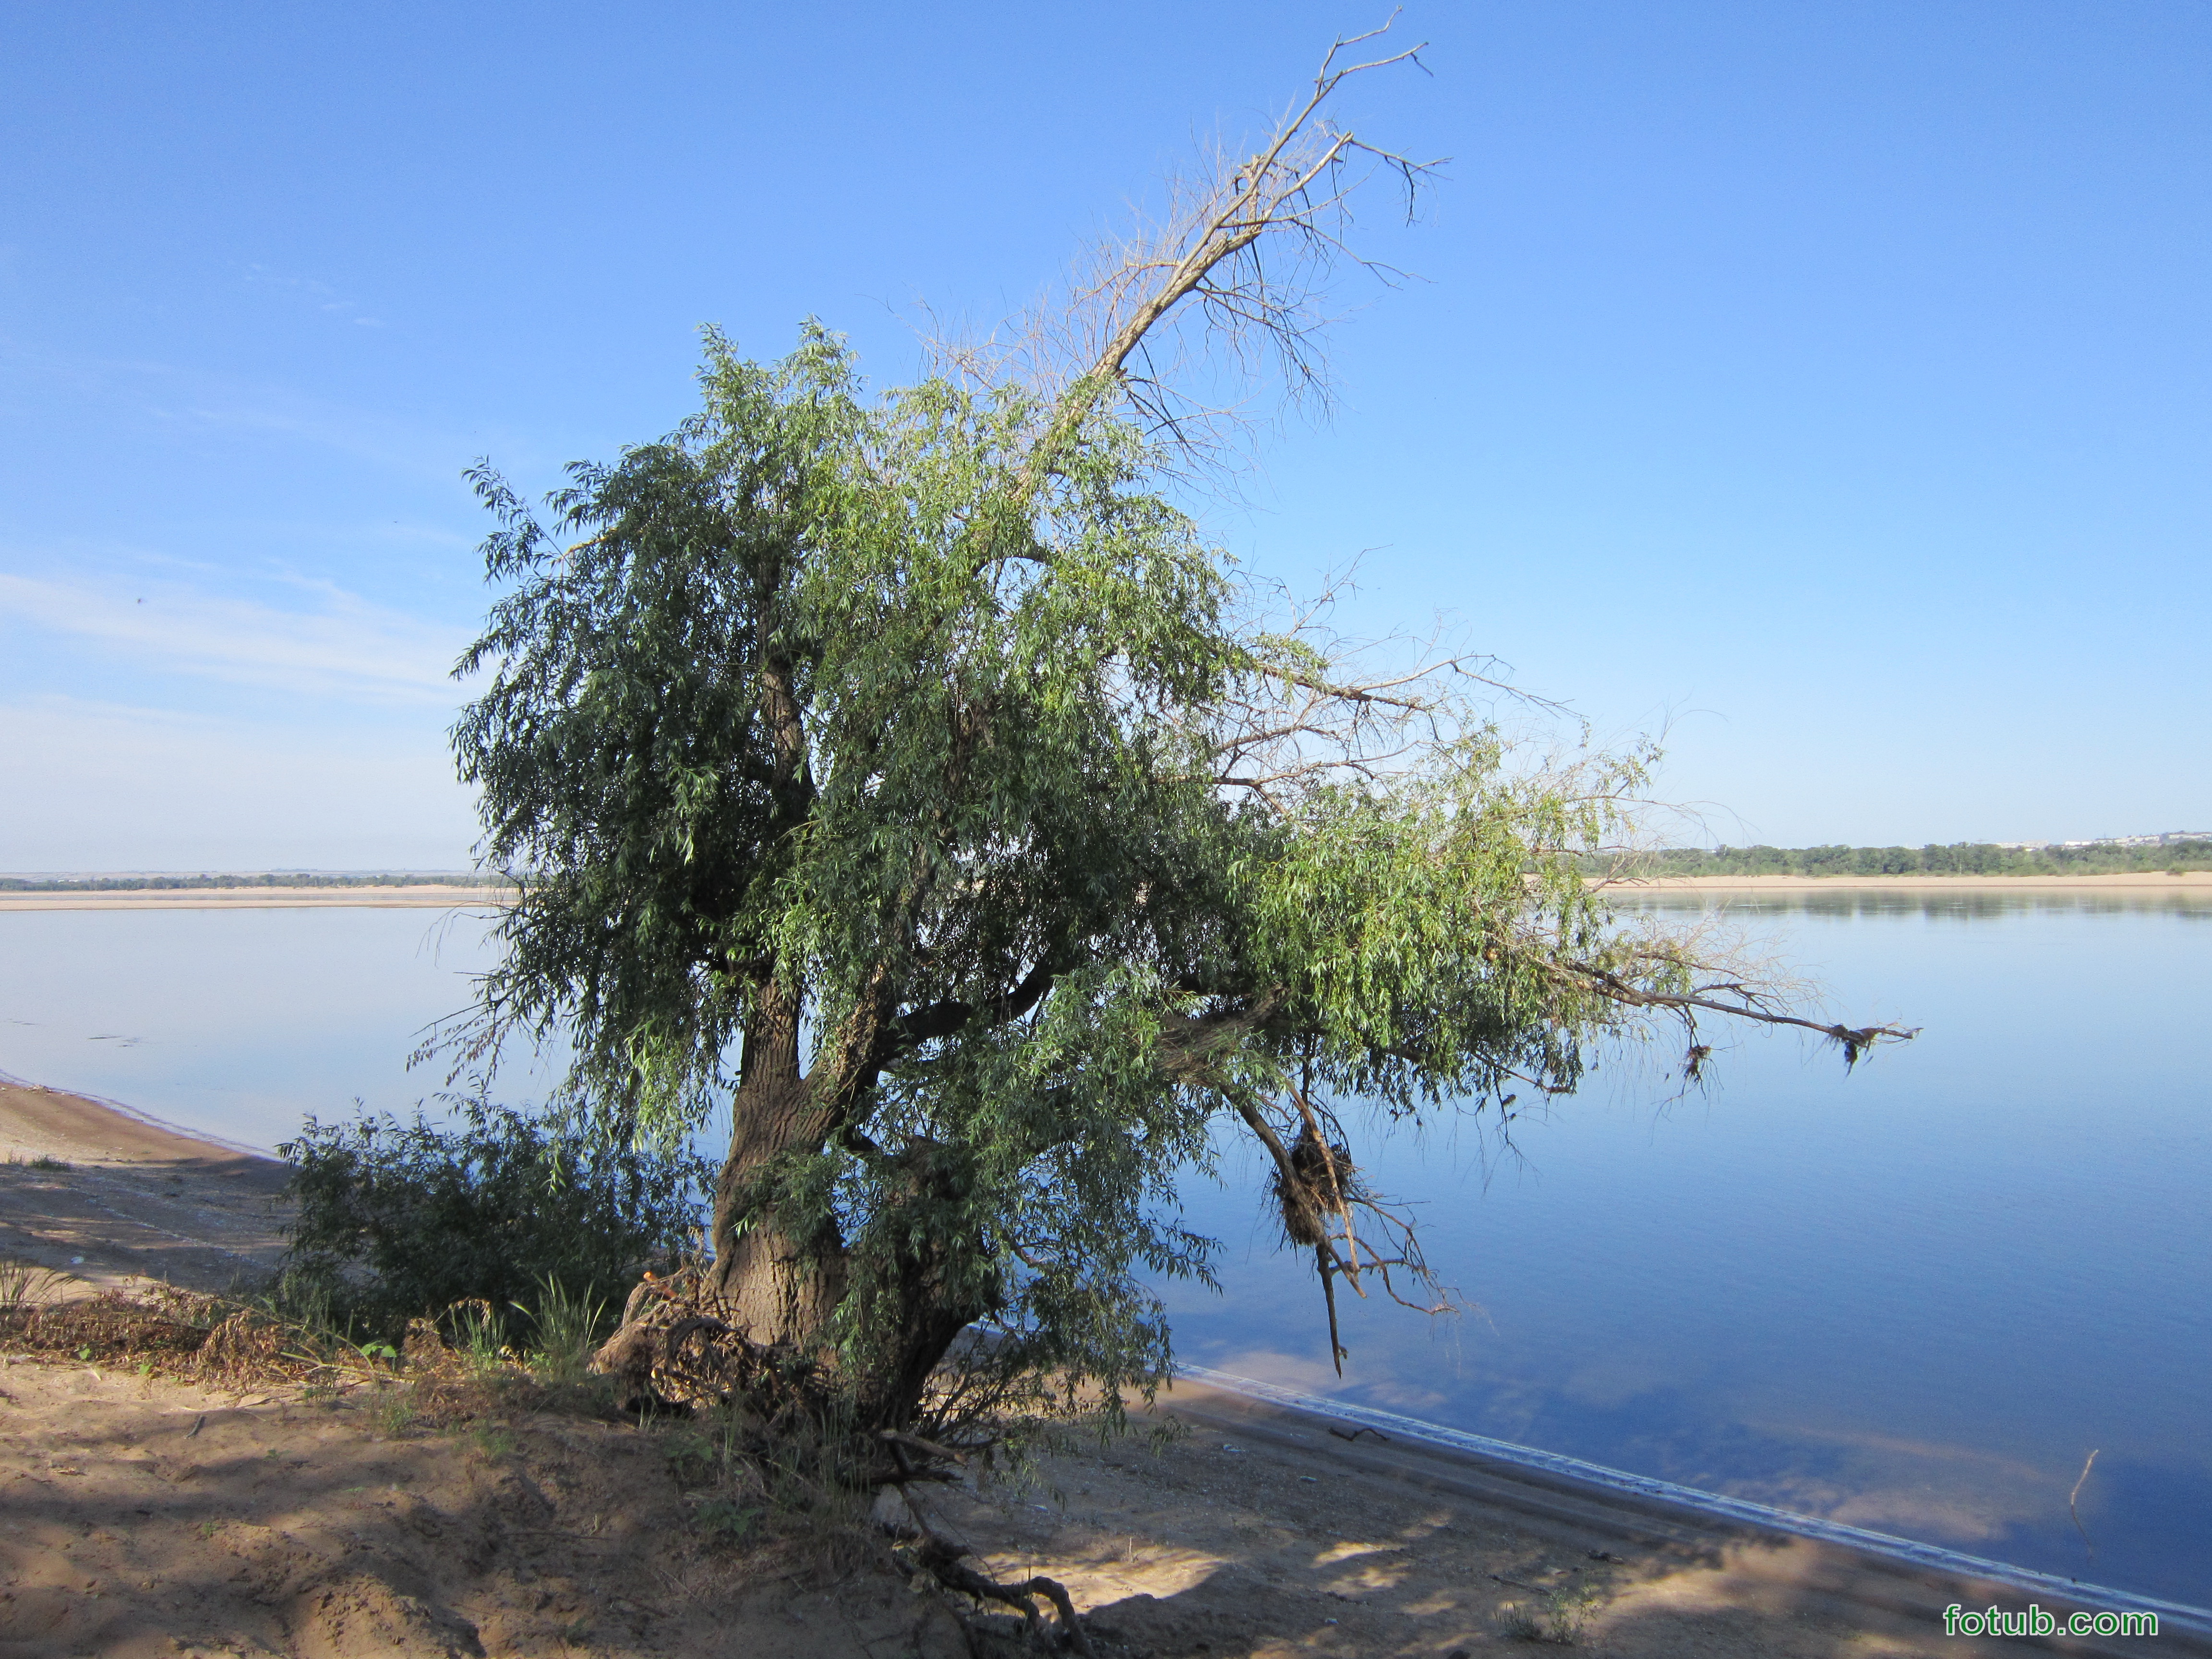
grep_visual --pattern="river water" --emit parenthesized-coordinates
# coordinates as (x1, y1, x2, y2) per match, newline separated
(1, 891, 2206, 1605)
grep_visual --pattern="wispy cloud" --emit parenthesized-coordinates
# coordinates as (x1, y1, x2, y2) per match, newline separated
(0, 341, 503, 481)
(0, 573, 472, 705)
(240, 261, 385, 329)
(0, 694, 476, 871)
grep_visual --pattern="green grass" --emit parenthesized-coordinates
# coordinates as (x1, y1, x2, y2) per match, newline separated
(522, 1274, 608, 1386)
(449, 1298, 509, 1377)
(372, 1387, 416, 1438)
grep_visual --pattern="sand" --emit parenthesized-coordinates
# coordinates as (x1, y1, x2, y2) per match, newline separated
(0, 1081, 292, 1294)
(0, 1084, 2194, 1657)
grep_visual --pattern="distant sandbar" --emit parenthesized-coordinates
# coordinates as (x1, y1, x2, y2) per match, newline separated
(0, 884, 512, 912)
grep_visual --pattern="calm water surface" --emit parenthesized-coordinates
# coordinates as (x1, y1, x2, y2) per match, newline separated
(1165, 891, 2212, 1607)
(0, 906, 557, 1151)
(1, 894, 2206, 1604)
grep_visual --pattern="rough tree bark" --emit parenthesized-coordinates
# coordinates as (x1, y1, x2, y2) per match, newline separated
(704, 993, 846, 1347)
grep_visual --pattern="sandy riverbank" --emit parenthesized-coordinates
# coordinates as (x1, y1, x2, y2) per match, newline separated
(0, 1079, 292, 1292)
(0, 884, 512, 912)
(0, 1083, 2192, 1656)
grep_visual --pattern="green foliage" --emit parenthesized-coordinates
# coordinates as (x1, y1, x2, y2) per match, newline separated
(373, 1387, 416, 1437)
(450, 1298, 508, 1375)
(442, 325, 1830, 1425)
(276, 1100, 707, 1345)
(662, 1424, 721, 1487)
(696, 1496, 763, 1545)
(260, 1263, 339, 1338)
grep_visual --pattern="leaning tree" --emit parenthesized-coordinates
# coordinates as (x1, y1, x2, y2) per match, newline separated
(446, 26, 1906, 1437)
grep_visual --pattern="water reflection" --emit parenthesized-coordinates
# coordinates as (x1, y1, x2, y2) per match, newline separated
(0, 906, 558, 1152)
(1166, 890, 2212, 1606)
(1616, 887, 2212, 921)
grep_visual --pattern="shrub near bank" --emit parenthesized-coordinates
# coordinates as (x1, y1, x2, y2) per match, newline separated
(277, 1101, 709, 1347)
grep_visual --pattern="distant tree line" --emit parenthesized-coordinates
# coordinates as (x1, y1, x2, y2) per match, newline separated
(1601, 841, 2212, 878)
(0, 872, 502, 893)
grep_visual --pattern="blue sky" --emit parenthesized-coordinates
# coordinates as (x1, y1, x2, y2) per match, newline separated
(2, 1, 2205, 871)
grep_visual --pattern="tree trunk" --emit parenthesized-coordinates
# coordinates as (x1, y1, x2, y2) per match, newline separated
(704, 1000, 847, 1347)
(682, 1002, 991, 1429)
(704, 1098, 991, 1426)
(845, 1141, 1001, 1429)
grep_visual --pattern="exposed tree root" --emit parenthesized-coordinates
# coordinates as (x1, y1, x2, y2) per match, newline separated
(593, 1267, 1092, 1649)
(901, 1524, 1093, 1656)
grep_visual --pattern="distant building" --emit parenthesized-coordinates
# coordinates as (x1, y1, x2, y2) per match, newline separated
(1999, 831, 2209, 851)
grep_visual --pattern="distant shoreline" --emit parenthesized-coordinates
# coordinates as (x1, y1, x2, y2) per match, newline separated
(0, 884, 512, 912)
(1613, 871, 2212, 892)
(0, 871, 495, 892)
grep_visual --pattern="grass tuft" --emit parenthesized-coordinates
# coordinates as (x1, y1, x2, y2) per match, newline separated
(1497, 1582, 1600, 1645)
(524, 1274, 608, 1386)
(373, 1386, 417, 1437)
(0, 1257, 68, 1311)
(449, 1298, 509, 1378)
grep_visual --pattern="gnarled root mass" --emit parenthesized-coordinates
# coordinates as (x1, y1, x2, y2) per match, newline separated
(591, 1266, 1094, 1652)
(589, 1262, 848, 1425)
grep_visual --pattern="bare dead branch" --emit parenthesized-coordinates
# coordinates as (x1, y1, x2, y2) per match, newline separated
(926, 13, 1442, 482)
(1552, 956, 1919, 1069)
